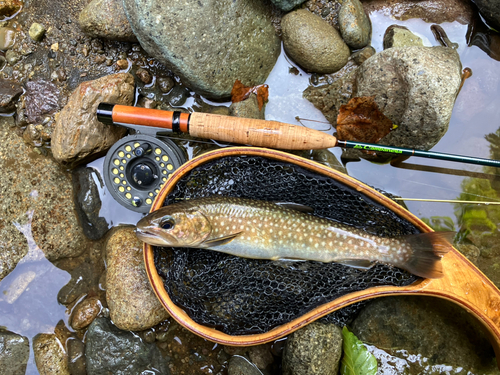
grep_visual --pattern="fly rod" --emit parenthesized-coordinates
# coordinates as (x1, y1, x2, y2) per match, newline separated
(97, 103, 500, 168)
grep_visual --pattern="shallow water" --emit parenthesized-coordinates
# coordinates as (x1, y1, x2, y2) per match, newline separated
(1, 5, 500, 375)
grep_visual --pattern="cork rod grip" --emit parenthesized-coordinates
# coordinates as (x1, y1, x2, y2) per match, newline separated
(189, 112, 338, 150)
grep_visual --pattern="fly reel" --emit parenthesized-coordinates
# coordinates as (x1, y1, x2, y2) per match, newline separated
(103, 134, 186, 212)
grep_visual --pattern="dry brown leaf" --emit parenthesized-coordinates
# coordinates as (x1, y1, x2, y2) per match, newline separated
(336, 96, 393, 144)
(230, 80, 269, 111)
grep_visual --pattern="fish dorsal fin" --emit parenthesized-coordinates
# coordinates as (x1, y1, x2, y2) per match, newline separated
(335, 259, 374, 270)
(274, 202, 314, 213)
(203, 232, 242, 247)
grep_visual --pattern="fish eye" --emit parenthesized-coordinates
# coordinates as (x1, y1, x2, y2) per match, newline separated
(160, 217, 175, 230)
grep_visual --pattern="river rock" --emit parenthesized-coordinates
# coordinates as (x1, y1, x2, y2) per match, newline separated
(351, 296, 497, 372)
(0, 330, 29, 375)
(229, 94, 265, 120)
(51, 73, 134, 165)
(282, 322, 343, 375)
(79, 0, 138, 42)
(270, 0, 307, 11)
(281, 9, 350, 74)
(106, 226, 169, 331)
(33, 333, 70, 375)
(228, 355, 263, 375)
(122, 0, 280, 99)
(67, 338, 86, 375)
(25, 80, 60, 123)
(0, 117, 90, 282)
(72, 167, 109, 240)
(362, 0, 473, 25)
(58, 262, 99, 305)
(383, 25, 423, 49)
(85, 317, 169, 375)
(354, 46, 462, 150)
(70, 296, 102, 330)
(0, 79, 22, 113)
(473, 0, 500, 31)
(338, 0, 371, 49)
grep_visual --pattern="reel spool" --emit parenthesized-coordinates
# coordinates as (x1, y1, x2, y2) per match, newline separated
(103, 134, 186, 212)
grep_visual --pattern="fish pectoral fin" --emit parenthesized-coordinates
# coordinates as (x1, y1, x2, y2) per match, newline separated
(273, 202, 314, 213)
(202, 232, 242, 247)
(335, 259, 375, 270)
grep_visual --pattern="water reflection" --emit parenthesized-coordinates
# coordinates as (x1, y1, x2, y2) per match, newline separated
(0, 209, 71, 374)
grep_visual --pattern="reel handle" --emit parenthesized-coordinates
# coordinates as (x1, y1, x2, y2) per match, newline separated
(97, 103, 339, 150)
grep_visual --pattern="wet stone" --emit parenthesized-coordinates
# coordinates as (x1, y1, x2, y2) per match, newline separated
(355, 46, 462, 150)
(229, 94, 265, 120)
(0, 116, 90, 281)
(106, 226, 169, 331)
(24, 79, 60, 123)
(0, 329, 29, 375)
(57, 262, 98, 305)
(269, 0, 307, 11)
(70, 296, 102, 330)
(51, 73, 134, 165)
(383, 25, 423, 49)
(85, 317, 169, 375)
(351, 296, 498, 373)
(339, 0, 371, 49)
(474, 0, 500, 31)
(135, 67, 152, 84)
(248, 344, 274, 370)
(67, 337, 87, 375)
(282, 322, 343, 375)
(0, 79, 22, 113)
(281, 9, 350, 74)
(0, 27, 15, 50)
(72, 167, 110, 240)
(33, 333, 70, 375)
(158, 76, 174, 93)
(228, 355, 263, 375)
(123, 0, 281, 99)
(79, 0, 138, 42)
(5, 49, 19, 65)
(29, 22, 46, 42)
(351, 45, 376, 64)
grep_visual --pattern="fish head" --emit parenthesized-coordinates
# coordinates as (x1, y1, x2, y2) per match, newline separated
(136, 205, 211, 247)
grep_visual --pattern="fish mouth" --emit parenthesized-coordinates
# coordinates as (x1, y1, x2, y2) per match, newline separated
(135, 228, 172, 246)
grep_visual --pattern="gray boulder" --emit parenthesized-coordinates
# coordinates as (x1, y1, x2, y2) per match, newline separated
(282, 322, 343, 375)
(281, 9, 350, 74)
(0, 330, 29, 375)
(122, 0, 280, 99)
(355, 46, 462, 150)
(269, 0, 306, 11)
(85, 317, 169, 375)
(79, 0, 138, 42)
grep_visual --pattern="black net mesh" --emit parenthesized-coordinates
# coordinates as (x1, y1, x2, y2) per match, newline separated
(153, 155, 419, 335)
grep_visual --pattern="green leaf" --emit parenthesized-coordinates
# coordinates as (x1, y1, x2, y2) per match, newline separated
(340, 326, 378, 375)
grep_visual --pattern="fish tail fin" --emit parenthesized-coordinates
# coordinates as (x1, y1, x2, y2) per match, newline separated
(401, 231, 455, 279)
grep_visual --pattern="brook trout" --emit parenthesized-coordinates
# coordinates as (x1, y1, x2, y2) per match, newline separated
(136, 197, 453, 278)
